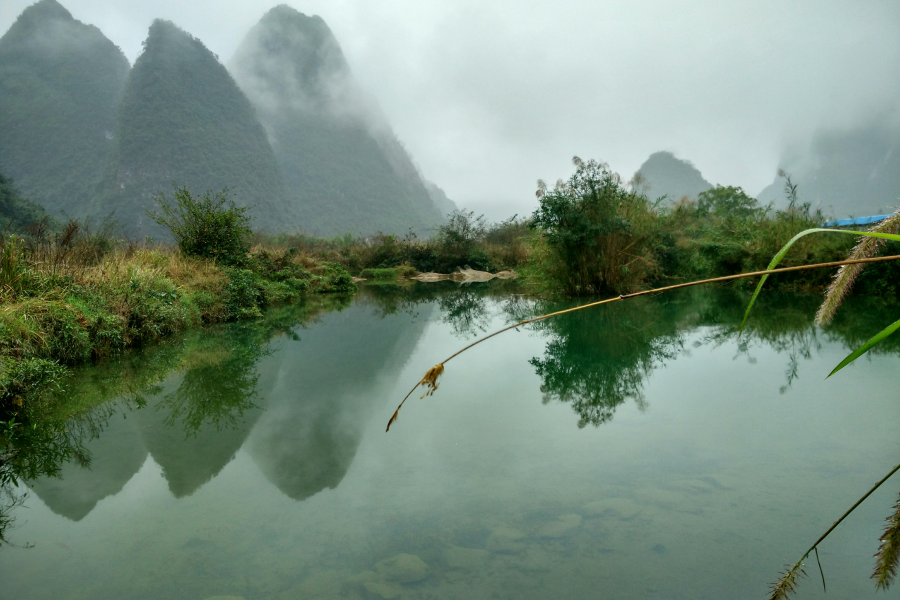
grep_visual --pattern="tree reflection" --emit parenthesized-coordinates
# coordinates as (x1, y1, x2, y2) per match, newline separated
(528, 296, 685, 427)
(526, 288, 900, 427)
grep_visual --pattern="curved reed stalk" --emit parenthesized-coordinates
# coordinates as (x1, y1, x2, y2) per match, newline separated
(385, 253, 900, 432)
(769, 461, 900, 599)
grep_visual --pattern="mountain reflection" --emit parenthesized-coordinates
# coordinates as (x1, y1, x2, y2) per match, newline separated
(7, 284, 900, 536)
(246, 299, 433, 500)
(18, 294, 431, 523)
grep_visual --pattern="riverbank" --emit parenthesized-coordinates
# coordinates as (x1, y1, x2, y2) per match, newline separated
(0, 229, 356, 412)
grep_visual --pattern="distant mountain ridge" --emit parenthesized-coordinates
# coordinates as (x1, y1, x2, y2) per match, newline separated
(757, 123, 900, 217)
(635, 151, 713, 202)
(0, 0, 129, 217)
(0, 1, 452, 236)
(228, 5, 452, 236)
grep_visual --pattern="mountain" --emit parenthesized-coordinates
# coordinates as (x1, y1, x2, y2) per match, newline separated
(757, 123, 900, 217)
(0, 0, 129, 218)
(105, 19, 288, 236)
(635, 151, 713, 202)
(0, 172, 48, 232)
(228, 5, 448, 237)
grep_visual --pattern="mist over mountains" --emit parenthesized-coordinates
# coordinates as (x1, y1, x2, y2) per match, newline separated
(0, 0, 128, 217)
(757, 121, 900, 215)
(0, 0, 452, 236)
(228, 5, 448, 236)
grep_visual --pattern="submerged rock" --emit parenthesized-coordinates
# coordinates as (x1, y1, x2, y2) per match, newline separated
(443, 544, 490, 569)
(486, 527, 527, 553)
(537, 513, 582, 538)
(582, 497, 640, 520)
(362, 580, 404, 599)
(375, 553, 429, 583)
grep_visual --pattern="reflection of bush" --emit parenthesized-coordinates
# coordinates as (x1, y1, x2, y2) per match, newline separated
(526, 288, 900, 427)
(529, 297, 684, 427)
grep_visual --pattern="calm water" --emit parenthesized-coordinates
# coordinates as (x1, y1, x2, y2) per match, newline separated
(2, 283, 900, 599)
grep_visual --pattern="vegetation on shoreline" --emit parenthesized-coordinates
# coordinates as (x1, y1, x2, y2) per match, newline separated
(0, 187, 356, 417)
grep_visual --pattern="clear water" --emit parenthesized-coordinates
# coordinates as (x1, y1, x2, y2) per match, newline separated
(2, 283, 900, 600)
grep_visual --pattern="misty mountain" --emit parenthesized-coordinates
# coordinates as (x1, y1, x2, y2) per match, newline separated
(635, 151, 713, 202)
(103, 19, 289, 236)
(757, 123, 900, 217)
(229, 5, 450, 237)
(0, 172, 48, 232)
(0, 0, 129, 218)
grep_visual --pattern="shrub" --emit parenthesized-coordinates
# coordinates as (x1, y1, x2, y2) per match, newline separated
(224, 269, 263, 320)
(360, 268, 398, 280)
(531, 157, 659, 295)
(150, 187, 251, 266)
(0, 357, 67, 408)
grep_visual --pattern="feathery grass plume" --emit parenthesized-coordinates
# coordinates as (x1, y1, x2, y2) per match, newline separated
(816, 207, 900, 325)
(873, 493, 900, 590)
(769, 559, 807, 600)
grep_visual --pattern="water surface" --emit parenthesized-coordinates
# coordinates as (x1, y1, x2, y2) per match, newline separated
(2, 283, 899, 599)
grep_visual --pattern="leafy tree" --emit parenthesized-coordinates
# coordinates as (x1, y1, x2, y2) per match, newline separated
(150, 187, 251, 266)
(696, 185, 763, 219)
(531, 157, 658, 295)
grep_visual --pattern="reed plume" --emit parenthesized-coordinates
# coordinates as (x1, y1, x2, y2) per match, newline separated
(816, 208, 900, 325)
(768, 560, 807, 600)
(873, 492, 900, 590)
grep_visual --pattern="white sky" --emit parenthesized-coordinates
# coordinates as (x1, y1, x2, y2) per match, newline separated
(3, 0, 899, 220)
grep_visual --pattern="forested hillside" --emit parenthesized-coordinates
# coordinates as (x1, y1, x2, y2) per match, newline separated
(0, 0, 129, 218)
(103, 19, 288, 237)
(634, 151, 713, 202)
(229, 5, 448, 236)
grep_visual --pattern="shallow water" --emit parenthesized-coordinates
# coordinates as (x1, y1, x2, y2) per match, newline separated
(2, 284, 900, 599)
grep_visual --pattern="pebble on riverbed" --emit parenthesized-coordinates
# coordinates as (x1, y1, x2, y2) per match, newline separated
(375, 552, 429, 583)
(582, 497, 641, 520)
(536, 513, 582, 538)
(485, 527, 527, 553)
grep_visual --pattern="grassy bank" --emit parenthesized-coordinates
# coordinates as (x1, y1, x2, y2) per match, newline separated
(0, 220, 355, 413)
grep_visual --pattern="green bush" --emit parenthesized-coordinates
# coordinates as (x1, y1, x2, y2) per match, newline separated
(224, 269, 264, 320)
(530, 157, 659, 295)
(150, 187, 252, 266)
(315, 263, 357, 294)
(360, 267, 398, 280)
(0, 357, 67, 408)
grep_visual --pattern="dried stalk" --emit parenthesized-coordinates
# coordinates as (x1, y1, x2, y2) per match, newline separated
(386, 253, 900, 431)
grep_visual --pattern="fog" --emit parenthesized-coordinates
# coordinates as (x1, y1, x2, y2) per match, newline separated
(2, 0, 898, 220)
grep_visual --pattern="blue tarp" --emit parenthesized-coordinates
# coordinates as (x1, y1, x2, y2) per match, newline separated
(821, 215, 891, 228)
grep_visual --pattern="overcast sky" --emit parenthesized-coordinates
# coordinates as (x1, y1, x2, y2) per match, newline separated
(3, 0, 899, 220)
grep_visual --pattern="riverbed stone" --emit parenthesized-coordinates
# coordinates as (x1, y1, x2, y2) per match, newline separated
(363, 580, 404, 599)
(443, 544, 490, 569)
(375, 553, 429, 583)
(537, 513, 582, 538)
(486, 527, 527, 553)
(583, 497, 640, 520)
